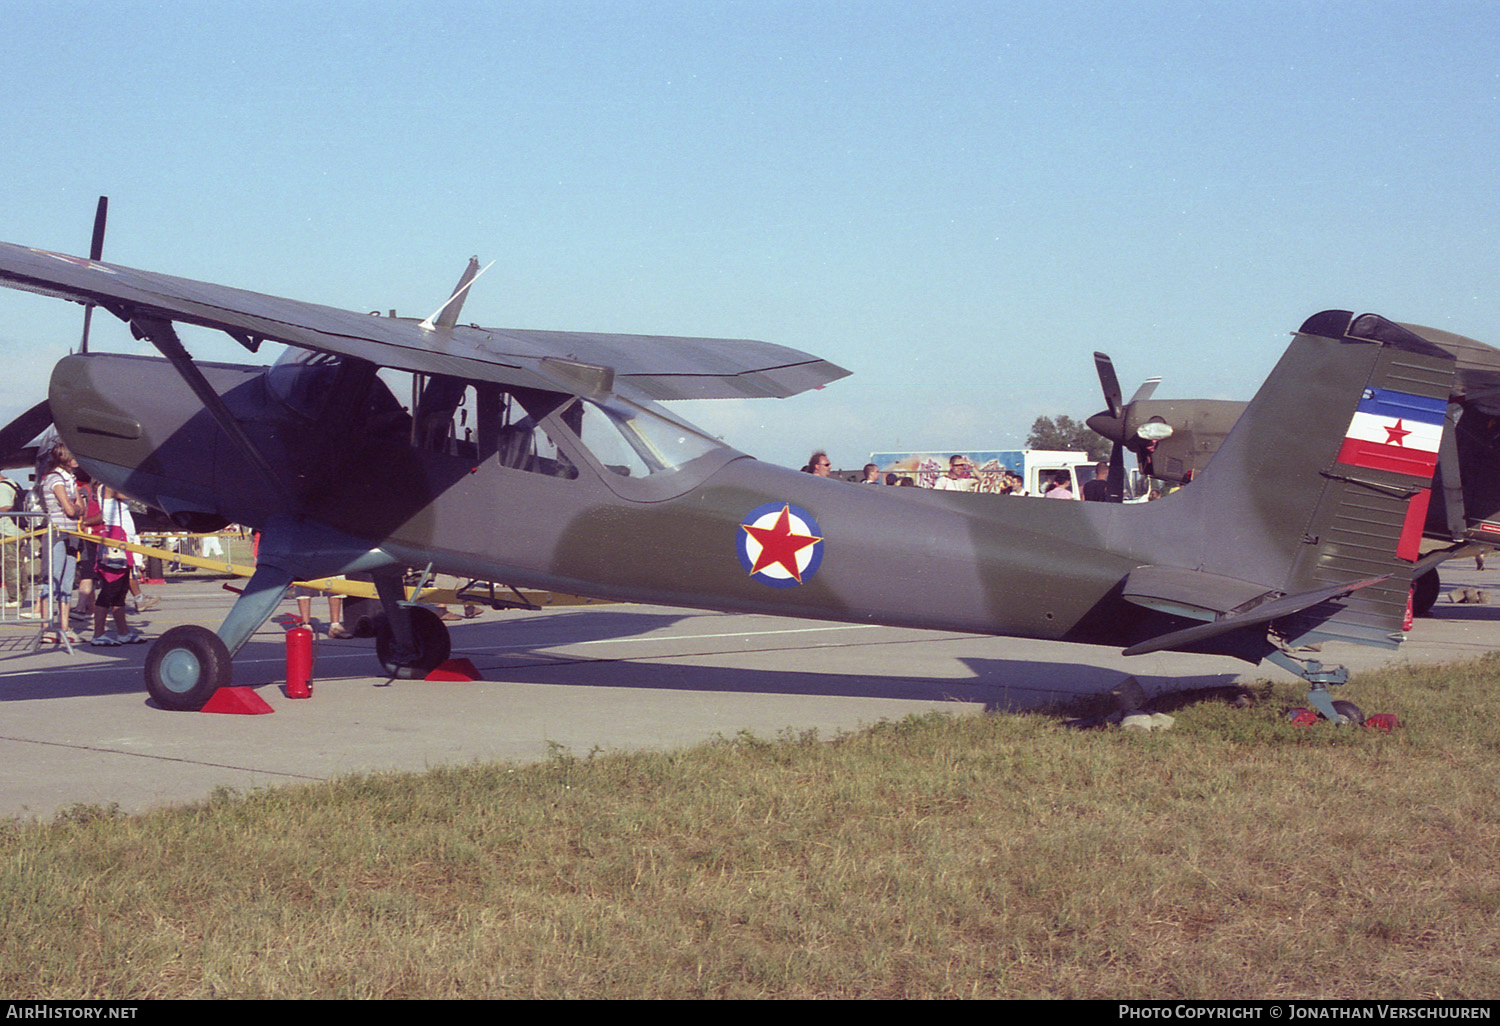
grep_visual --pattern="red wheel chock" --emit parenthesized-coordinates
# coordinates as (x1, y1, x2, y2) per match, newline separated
(201, 687, 275, 715)
(426, 658, 481, 682)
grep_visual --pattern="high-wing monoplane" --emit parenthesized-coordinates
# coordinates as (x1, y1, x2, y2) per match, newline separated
(1087, 324, 1500, 614)
(0, 239, 1460, 723)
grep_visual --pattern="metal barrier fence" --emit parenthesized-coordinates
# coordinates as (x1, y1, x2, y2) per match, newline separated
(0, 512, 71, 652)
(0, 521, 254, 657)
(136, 531, 242, 577)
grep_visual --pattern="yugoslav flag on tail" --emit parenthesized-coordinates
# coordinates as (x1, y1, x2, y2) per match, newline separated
(1334, 385, 1446, 562)
(1335, 386, 1445, 479)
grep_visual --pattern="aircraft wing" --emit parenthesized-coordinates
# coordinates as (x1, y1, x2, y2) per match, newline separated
(0, 242, 850, 401)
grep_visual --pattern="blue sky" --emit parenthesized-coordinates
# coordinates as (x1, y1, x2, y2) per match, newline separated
(2, 0, 1497, 469)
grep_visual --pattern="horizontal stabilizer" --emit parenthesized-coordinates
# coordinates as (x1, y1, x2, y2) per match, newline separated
(1121, 565, 1277, 622)
(1122, 576, 1390, 657)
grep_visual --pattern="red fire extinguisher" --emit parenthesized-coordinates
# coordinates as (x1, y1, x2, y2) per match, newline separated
(286, 622, 314, 698)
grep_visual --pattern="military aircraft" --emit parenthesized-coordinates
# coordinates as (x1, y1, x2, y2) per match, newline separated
(1087, 325, 1500, 614)
(0, 238, 1458, 723)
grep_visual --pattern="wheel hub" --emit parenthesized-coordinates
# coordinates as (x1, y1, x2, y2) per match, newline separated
(158, 648, 203, 694)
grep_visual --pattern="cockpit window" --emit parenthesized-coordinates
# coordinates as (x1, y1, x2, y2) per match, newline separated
(496, 415, 578, 479)
(562, 396, 721, 477)
(267, 349, 343, 420)
(268, 348, 725, 488)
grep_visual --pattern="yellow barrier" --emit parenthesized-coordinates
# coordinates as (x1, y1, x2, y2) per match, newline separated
(49, 529, 610, 608)
(0, 527, 50, 544)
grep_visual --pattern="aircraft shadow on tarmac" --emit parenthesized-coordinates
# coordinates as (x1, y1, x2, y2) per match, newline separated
(471, 650, 1243, 715)
(0, 608, 1243, 716)
(448, 610, 1247, 714)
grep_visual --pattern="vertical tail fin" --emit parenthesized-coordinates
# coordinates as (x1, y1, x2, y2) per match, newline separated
(1131, 311, 1456, 653)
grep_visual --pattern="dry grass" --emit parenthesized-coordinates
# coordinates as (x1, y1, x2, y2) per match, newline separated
(4, 655, 1500, 998)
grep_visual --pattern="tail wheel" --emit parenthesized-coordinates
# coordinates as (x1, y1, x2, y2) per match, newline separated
(374, 607, 451, 679)
(145, 625, 232, 711)
(1331, 700, 1365, 726)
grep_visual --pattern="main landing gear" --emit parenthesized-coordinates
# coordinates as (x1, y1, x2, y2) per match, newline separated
(143, 559, 294, 711)
(374, 605, 451, 679)
(142, 558, 455, 710)
(144, 625, 233, 711)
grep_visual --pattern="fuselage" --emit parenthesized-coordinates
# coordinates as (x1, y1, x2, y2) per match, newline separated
(51, 351, 1180, 649)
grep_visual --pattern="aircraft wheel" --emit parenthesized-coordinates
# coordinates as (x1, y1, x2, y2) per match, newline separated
(145, 625, 232, 711)
(374, 607, 451, 679)
(341, 597, 379, 638)
(1412, 569, 1440, 618)
(1331, 700, 1365, 726)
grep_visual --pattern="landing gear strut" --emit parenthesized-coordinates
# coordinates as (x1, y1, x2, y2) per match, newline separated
(1266, 650, 1362, 725)
(143, 563, 295, 711)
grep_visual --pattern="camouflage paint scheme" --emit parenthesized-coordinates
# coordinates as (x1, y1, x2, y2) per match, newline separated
(0, 240, 1458, 716)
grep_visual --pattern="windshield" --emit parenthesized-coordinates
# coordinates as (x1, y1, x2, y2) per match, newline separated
(563, 395, 723, 478)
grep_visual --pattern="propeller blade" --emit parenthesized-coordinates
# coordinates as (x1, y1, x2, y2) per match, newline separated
(88, 196, 108, 261)
(1128, 375, 1161, 404)
(80, 195, 108, 353)
(1107, 441, 1126, 502)
(1093, 352, 1123, 418)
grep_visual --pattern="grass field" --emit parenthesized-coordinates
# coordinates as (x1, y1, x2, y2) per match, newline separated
(4, 655, 1499, 999)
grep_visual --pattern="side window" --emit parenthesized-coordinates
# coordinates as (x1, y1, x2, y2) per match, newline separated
(413, 377, 478, 460)
(493, 388, 578, 480)
(403, 374, 576, 480)
(496, 416, 578, 480)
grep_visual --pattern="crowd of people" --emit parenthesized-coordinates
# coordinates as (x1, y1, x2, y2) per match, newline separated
(8, 438, 462, 654)
(801, 451, 1117, 500)
(802, 452, 918, 487)
(8, 440, 159, 648)
(799, 451, 1206, 504)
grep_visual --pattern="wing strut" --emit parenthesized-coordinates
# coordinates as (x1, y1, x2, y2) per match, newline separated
(129, 314, 292, 497)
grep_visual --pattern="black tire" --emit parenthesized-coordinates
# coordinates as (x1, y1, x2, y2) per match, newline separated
(341, 597, 379, 638)
(1331, 700, 1365, 726)
(1412, 569, 1440, 618)
(145, 625, 232, 711)
(374, 606, 451, 679)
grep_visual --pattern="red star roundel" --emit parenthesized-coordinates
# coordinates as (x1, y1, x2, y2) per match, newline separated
(737, 502, 824, 588)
